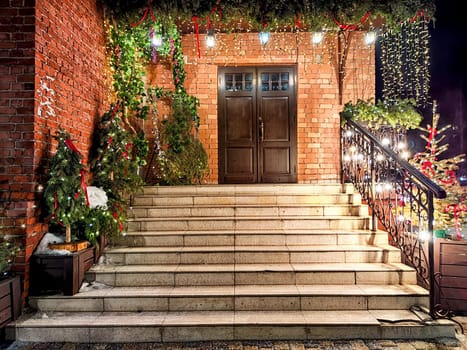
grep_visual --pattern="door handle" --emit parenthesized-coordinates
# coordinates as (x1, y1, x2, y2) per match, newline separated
(259, 117, 264, 142)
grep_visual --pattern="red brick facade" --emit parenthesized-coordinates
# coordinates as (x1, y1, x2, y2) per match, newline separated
(0, 0, 108, 298)
(1, 0, 374, 300)
(147, 31, 375, 183)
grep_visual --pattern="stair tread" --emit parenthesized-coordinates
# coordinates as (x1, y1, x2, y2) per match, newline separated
(129, 215, 368, 221)
(122, 229, 384, 235)
(30, 284, 428, 299)
(15, 309, 449, 327)
(105, 244, 400, 253)
(90, 262, 415, 273)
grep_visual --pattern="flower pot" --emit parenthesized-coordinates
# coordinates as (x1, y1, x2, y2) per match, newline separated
(29, 247, 94, 296)
(0, 275, 21, 329)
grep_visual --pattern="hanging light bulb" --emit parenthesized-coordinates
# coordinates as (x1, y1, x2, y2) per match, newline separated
(364, 31, 377, 45)
(151, 33, 163, 47)
(311, 31, 324, 45)
(259, 31, 270, 45)
(149, 28, 163, 47)
(206, 28, 216, 48)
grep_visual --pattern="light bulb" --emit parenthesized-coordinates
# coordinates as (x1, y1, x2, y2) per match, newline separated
(206, 29, 216, 48)
(311, 32, 324, 45)
(259, 31, 270, 45)
(151, 33, 163, 47)
(364, 31, 377, 45)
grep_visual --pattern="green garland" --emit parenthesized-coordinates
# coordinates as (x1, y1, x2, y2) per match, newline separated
(103, 0, 436, 32)
(341, 98, 423, 130)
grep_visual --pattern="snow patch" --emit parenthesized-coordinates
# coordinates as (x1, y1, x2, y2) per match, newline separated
(34, 233, 71, 255)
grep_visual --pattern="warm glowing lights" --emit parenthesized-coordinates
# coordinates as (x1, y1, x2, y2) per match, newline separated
(206, 29, 216, 48)
(364, 31, 377, 45)
(259, 31, 270, 45)
(151, 33, 163, 47)
(311, 31, 324, 45)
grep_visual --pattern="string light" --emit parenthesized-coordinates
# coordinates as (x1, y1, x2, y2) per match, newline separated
(206, 28, 216, 48)
(311, 31, 324, 45)
(364, 31, 377, 45)
(259, 31, 270, 45)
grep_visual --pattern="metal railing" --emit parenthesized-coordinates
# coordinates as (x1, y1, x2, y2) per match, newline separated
(340, 117, 446, 317)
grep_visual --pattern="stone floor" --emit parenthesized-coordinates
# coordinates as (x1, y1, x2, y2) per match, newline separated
(0, 337, 466, 350)
(2, 317, 465, 350)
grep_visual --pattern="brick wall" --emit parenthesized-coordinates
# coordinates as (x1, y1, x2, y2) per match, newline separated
(146, 31, 375, 183)
(0, 0, 108, 298)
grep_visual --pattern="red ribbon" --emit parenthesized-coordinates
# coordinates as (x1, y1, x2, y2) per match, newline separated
(444, 203, 467, 239)
(333, 11, 371, 31)
(64, 138, 82, 157)
(112, 211, 124, 232)
(421, 161, 435, 178)
(131, 0, 156, 27)
(192, 16, 201, 58)
(74, 169, 90, 207)
(440, 170, 456, 185)
(294, 14, 303, 29)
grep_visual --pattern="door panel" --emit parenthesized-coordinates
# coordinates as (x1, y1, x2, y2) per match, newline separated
(219, 66, 296, 184)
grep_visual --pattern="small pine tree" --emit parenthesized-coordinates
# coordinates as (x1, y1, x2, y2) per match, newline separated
(410, 102, 466, 238)
(89, 104, 146, 243)
(43, 128, 89, 243)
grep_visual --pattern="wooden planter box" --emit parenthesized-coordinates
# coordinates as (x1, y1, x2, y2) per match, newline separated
(0, 275, 21, 329)
(29, 247, 94, 296)
(434, 239, 467, 315)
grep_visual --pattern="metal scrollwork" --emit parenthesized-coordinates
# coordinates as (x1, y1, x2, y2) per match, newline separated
(341, 118, 446, 317)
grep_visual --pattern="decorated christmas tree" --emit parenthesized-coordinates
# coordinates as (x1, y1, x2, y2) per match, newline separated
(43, 128, 89, 243)
(409, 102, 466, 239)
(89, 104, 147, 243)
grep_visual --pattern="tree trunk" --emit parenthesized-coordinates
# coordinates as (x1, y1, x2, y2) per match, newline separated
(65, 225, 71, 243)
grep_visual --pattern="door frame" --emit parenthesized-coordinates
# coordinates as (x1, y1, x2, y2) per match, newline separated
(218, 65, 297, 184)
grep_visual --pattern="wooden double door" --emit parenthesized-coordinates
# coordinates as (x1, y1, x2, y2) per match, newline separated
(218, 66, 297, 184)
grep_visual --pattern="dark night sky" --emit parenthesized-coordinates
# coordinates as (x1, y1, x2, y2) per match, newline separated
(415, 0, 466, 177)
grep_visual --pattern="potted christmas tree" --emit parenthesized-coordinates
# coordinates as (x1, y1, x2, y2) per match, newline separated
(43, 128, 90, 251)
(30, 128, 95, 296)
(0, 235, 21, 333)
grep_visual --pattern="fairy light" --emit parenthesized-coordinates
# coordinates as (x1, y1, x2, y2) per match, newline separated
(206, 28, 216, 48)
(311, 31, 324, 45)
(364, 31, 377, 45)
(259, 31, 270, 46)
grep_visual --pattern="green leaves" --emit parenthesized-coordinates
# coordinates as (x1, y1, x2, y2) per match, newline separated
(341, 98, 423, 130)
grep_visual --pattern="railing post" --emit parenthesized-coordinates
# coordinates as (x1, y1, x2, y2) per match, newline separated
(427, 191, 435, 317)
(370, 141, 377, 232)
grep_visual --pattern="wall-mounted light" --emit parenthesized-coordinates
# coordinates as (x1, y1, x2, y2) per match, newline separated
(364, 31, 377, 45)
(206, 28, 216, 48)
(151, 33, 163, 47)
(311, 31, 324, 45)
(259, 31, 270, 46)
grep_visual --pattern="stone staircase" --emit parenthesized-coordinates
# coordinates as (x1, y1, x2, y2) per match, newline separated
(12, 184, 457, 343)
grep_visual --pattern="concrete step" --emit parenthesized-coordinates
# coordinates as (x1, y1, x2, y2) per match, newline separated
(10, 309, 457, 343)
(132, 194, 363, 207)
(129, 204, 368, 218)
(103, 244, 402, 265)
(140, 184, 355, 196)
(86, 262, 418, 287)
(29, 284, 429, 313)
(127, 216, 371, 232)
(116, 229, 389, 247)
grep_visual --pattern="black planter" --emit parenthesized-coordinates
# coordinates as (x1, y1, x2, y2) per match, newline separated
(29, 247, 94, 296)
(0, 275, 21, 329)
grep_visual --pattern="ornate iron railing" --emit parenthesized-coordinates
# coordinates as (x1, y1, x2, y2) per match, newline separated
(341, 117, 446, 317)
